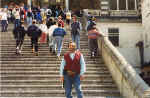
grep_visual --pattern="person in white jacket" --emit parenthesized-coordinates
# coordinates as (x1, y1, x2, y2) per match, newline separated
(47, 21, 58, 52)
(39, 20, 48, 43)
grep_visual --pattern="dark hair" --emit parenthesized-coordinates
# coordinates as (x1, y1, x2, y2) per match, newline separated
(58, 23, 62, 27)
(53, 21, 56, 25)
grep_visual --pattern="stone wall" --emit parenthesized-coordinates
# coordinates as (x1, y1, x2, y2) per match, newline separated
(98, 36, 150, 98)
(141, 0, 150, 63)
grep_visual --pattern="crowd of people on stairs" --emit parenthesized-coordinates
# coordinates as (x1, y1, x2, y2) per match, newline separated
(1, 4, 105, 98)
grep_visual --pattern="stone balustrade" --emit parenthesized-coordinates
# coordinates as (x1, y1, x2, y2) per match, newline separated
(97, 36, 150, 98)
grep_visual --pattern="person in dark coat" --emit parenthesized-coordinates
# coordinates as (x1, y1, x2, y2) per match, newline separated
(13, 22, 26, 54)
(27, 20, 42, 56)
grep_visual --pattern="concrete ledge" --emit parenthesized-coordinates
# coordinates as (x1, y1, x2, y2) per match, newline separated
(98, 37, 150, 98)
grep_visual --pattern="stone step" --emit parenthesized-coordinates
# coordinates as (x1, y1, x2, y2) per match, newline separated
(1, 60, 103, 64)
(1, 57, 102, 61)
(1, 89, 120, 97)
(2, 80, 115, 85)
(1, 84, 118, 90)
(1, 74, 112, 80)
(1, 62, 105, 67)
(1, 70, 110, 74)
(1, 63, 105, 67)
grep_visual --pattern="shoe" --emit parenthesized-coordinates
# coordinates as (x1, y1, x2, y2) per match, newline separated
(52, 51, 56, 54)
(57, 55, 61, 60)
(92, 52, 94, 56)
(32, 48, 35, 53)
(16, 47, 19, 54)
(57, 54, 61, 59)
(34, 52, 38, 56)
(18, 50, 21, 54)
(49, 47, 52, 52)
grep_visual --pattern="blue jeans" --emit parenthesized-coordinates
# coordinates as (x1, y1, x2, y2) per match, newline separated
(64, 74, 83, 98)
(1, 20, 7, 32)
(71, 34, 80, 50)
(14, 19, 20, 29)
(27, 17, 32, 26)
(53, 36, 63, 56)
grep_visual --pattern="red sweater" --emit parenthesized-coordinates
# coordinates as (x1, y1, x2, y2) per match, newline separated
(88, 29, 100, 39)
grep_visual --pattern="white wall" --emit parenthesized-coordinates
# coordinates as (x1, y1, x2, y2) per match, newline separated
(96, 22, 148, 69)
(141, 0, 150, 63)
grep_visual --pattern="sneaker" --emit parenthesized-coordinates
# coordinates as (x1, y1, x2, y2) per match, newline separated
(16, 47, 19, 54)
(92, 52, 95, 57)
(18, 50, 21, 54)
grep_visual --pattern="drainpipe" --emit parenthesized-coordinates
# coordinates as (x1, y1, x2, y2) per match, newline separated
(136, 41, 144, 66)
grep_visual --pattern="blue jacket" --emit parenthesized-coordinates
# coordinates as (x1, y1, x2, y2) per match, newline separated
(53, 27, 66, 37)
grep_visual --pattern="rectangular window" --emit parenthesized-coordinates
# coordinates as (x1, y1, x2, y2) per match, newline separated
(128, 0, 135, 10)
(110, 0, 117, 10)
(119, 0, 126, 10)
(108, 28, 119, 46)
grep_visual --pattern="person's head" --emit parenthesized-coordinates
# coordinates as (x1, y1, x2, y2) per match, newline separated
(92, 22, 96, 29)
(92, 16, 96, 21)
(58, 16, 62, 20)
(58, 23, 62, 27)
(32, 20, 36, 24)
(42, 20, 46, 24)
(53, 21, 56, 25)
(68, 42, 76, 52)
(72, 15, 77, 22)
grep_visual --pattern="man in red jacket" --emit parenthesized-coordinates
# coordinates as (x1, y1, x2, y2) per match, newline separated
(60, 42, 86, 98)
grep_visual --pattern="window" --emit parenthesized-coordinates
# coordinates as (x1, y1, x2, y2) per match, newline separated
(119, 0, 126, 10)
(128, 0, 135, 10)
(110, 0, 117, 10)
(108, 28, 119, 46)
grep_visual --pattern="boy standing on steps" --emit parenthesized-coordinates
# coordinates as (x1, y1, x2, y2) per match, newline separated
(13, 21, 26, 54)
(60, 42, 86, 98)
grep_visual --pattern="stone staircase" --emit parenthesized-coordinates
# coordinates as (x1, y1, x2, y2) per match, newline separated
(0, 24, 122, 97)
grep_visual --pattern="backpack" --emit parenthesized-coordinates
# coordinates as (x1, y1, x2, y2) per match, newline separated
(28, 25, 42, 38)
(71, 22, 80, 35)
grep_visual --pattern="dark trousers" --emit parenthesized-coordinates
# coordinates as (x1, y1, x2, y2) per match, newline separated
(1, 20, 8, 32)
(88, 39, 98, 56)
(16, 39, 24, 49)
(14, 19, 20, 29)
(31, 37, 38, 52)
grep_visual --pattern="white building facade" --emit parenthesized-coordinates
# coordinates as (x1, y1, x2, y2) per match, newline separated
(97, 22, 143, 71)
(141, 0, 150, 63)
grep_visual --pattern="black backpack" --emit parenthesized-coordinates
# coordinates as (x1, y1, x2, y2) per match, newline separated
(71, 22, 80, 35)
(27, 25, 41, 38)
